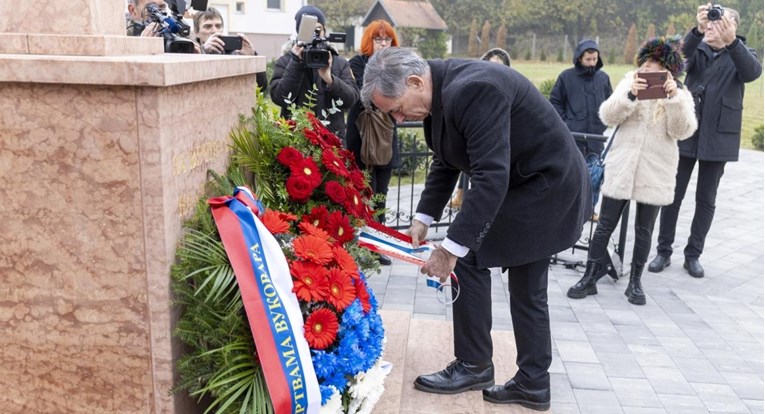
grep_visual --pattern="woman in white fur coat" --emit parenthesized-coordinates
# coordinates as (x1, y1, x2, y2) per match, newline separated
(568, 37, 698, 305)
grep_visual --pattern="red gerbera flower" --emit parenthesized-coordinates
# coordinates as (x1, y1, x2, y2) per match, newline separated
(324, 180, 346, 204)
(332, 246, 359, 279)
(276, 146, 304, 167)
(348, 169, 366, 191)
(303, 127, 323, 146)
(261, 209, 296, 234)
(321, 131, 343, 148)
(355, 278, 371, 313)
(290, 260, 329, 302)
(293, 234, 333, 264)
(304, 307, 339, 350)
(326, 267, 356, 311)
(285, 175, 315, 202)
(326, 211, 355, 245)
(298, 221, 332, 240)
(343, 186, 364, 218)
(302, 205, 330, 229)
(321, 149, 349, 178)
(290, 158, 322, 188)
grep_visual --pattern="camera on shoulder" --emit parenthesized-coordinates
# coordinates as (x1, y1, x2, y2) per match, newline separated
(295, 14, 346, 69)
(707, 5, 725, 21)
(143, 2, 197, 53)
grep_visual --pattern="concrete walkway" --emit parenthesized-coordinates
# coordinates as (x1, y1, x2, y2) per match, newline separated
(370, 149, 763, 413)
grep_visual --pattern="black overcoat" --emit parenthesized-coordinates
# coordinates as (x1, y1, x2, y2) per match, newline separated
(417, 59, 591, 268)
(679, 30, 762, 161)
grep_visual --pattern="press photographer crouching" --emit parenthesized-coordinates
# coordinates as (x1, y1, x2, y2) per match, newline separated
(193, 8, 268, 88)
(126, 0, 198, 53)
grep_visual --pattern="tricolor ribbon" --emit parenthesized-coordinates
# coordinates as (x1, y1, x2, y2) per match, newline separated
(358, 221, 459, 296)
(208, 187, 321, 414)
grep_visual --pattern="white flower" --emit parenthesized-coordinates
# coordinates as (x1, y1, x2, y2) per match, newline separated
(320, 386, 342, 414)
(347, 358, 391, 414)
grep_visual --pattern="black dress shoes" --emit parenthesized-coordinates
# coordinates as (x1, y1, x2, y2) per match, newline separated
(482, 379, 551, 411)
(413, 359, 494, 394)
(684, 257, 705, 278)
(647, 254, 671, 273)
(377, 254, 392, 265)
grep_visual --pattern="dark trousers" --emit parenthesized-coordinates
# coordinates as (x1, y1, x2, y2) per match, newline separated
(368, 165, 393, 223)
(656, 156, 726, 258)
(453, 254, 551, 389)
(590, 196, 660, 267)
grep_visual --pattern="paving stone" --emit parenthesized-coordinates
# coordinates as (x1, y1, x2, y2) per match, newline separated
(555, 339, 599, 364)
(596, 351, 646, 379)
(719, 371, 765, 400)
(551, 372, 576, 403)
(690, 382, 749, 413)
(672, 356, 726, 384)
(610, 377, 663, 408)
(573, 389, 624, 414)
(657, 393, 710, 413)
(642, 366, 696, 396)
(565, 362, 612, 391)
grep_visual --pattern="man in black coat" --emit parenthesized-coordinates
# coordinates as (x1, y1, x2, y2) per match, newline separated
(649, 5, 761, 279)
(269, 6, 358, 139)
(550, 39, 613, 158)
(361, 47, 591, 411)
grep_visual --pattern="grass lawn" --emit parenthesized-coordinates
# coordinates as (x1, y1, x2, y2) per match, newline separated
(512, 61, 764, 150)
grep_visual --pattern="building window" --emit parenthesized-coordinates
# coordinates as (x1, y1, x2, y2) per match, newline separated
(235, 1, 245, 13)
(267, 0, 281, 10)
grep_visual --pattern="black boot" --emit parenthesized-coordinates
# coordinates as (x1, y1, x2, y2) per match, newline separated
(567, 259, 604, 299)
(624, 263, 646, 305)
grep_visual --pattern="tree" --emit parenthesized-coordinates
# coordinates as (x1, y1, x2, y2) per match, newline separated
(666, 22, 676, 36)
(468, 18, 480, 57)
(645, 23, 656, 40)
(625, 23, 638, 64)
(496, 23, 507, 51)
(480, 20, 492, 55)
(746, 12, 764, 60)
(311, 0, 369, 30)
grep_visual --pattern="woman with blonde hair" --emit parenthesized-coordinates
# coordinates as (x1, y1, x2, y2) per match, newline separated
(567, 37, 698, 305)
(345, 20, 400, 265)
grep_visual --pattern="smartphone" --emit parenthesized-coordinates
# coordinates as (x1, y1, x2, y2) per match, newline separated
(219, 35, 243, 53)
(637, 71, 668, 100)
(297, 14, 318, 44)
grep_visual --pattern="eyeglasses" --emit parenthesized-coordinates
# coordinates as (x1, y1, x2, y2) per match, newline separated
(373, 37, 392, 44)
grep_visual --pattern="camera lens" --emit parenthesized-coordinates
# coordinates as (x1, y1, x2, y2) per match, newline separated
(707, 7, 722, 21)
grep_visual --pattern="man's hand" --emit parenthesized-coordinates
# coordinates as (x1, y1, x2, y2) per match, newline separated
(140, 22, 160, 37)
(239, 35, 254, 55)
(696, 3, 711, 33)
(714, 14, 738, 46)
(420, 246, 458, 283)
(408, 219, 428, 249)
(318, 53, 333, 86)
(291, 43, 304, 60)
(203, 33, 225, 54)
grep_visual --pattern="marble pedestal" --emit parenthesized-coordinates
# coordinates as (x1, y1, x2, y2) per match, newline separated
(0, 51, 264, 413)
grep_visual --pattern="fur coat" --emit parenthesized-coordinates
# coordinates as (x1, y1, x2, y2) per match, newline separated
(599, 71, 697, 206)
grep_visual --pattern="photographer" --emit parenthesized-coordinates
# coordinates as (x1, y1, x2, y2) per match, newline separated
(193, 8, 268, 88)
(269, 6, 358, 140)
(126, 0, 200, 53)
(648, 4, 762, 279)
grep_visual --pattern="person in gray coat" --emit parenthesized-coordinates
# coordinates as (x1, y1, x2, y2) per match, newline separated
(648, 5, 762, 279)
(361, 47, 591, 411)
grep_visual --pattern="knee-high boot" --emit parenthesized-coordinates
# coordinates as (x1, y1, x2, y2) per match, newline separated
(567, 259, 604, 299)
(624, 263, 646, 305)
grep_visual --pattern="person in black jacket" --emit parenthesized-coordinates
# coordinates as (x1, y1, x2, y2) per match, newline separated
(269, 6, 358, 139)
(550, 39, 613, 158)
(345, 20, 401, 265)
(648, 5, 762, 279)
(361, 47, 591, 411)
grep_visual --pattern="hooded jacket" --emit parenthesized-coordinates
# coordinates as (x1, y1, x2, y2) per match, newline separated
(550, 40, 613, 153)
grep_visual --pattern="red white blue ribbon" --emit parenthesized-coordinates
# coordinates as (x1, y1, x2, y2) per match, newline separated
(209, 187, 321, 414)
(358, 221, 459, 291)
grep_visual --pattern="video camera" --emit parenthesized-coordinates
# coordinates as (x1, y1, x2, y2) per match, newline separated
(296, 14, 346, 69)
(144, 2, 196, 53)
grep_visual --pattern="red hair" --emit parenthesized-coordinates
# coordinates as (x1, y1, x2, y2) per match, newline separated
(360, 20, 399, 56)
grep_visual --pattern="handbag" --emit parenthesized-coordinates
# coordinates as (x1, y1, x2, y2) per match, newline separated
(356, 107, 395, 167)
(587, 126, 619, 206)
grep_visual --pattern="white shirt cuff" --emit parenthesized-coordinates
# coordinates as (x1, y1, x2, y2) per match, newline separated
(441, 237, 469, 258)
(414, 213, 434, 226)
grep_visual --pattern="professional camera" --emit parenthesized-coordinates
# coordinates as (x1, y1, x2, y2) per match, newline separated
(295, 15, 346, 69)
(144, 3, 196, 53)
(707, 5, 725, 21)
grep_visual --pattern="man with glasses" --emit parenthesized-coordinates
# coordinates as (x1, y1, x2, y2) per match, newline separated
(269, 5, 358, 140)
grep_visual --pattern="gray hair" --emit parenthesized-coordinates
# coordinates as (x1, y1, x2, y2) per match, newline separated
(361, 47, 430, 108)
(724, 8, 740, 27)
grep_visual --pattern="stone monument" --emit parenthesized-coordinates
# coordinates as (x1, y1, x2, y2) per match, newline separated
(0, 1, 265, 412)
